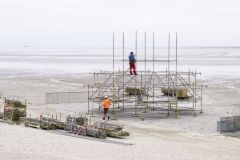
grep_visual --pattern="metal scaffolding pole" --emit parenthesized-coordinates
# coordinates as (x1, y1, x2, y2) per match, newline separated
(93, 71, 96, 85)
(194, 69, 197, 116)
(91, 86, 94, 115)
(112, 32, 115, 114)
(167, 32, 171, 116)
(134, 31, 138, 116)
(175, 32, 178, 118)
(135, 31, 138, 71)
(122, 32, 125, 110)
(144, 32, 148, 108)
(200, 85, 203, 113)
(144, 31, 147, 85)
(88, 85, 90, 114)
(152, 32, 155, 110)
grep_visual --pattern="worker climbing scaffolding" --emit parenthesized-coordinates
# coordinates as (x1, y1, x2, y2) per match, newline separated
(128, 52, 137, 76)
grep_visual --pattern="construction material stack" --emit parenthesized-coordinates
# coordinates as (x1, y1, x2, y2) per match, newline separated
(3, 99, 26, 123)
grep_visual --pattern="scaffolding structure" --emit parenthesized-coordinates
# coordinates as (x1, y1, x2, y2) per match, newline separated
(88, 32, 205, 118)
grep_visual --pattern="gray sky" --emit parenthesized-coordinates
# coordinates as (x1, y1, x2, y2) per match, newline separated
(0, 0, 239, 47)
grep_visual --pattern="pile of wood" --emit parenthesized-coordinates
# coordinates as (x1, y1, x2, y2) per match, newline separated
(66, 116, 130, 139)
(20, 117, 40, 128)
(73, 125, 106, 138)
(126, 87, 145, 95)
(65, 115, 106, 138)
(20, 115, 130, 139)
(40, 117, 66, 130)
(161, 87, 189, 99)
(4, 100, 26, 122)
(94, 122, 130, 138)
(20, 117, 66, 129)
(75, 116, 88, 126)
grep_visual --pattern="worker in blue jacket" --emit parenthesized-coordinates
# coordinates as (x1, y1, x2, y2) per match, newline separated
(128, 52, 137, 75)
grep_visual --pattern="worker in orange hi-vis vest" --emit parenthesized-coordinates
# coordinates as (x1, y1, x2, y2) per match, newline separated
(102, 96, 110, 120)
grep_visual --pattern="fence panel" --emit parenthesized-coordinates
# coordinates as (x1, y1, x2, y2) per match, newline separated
(46, 92, 88, 104)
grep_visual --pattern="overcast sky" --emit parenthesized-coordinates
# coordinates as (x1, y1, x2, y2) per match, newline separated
(0, 0, 239, 47)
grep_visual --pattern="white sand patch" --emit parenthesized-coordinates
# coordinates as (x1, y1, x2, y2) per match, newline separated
(0, 122, 240, 160)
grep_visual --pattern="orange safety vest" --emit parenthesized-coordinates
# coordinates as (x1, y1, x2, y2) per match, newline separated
(102, 99, 110, 109)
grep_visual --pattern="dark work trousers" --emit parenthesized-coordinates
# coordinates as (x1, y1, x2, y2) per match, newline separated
(104, 108, 109, 117)
(129, 62, 137, 75)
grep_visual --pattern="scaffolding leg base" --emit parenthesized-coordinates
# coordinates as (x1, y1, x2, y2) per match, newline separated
(193, 112, 197, 117)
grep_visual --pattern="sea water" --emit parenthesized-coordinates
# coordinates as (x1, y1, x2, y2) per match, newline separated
(0, 46, 240, 79)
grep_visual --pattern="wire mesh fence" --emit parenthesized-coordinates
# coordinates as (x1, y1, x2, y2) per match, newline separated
(46, 92, 88, 104)
(217, 115, 240, 132)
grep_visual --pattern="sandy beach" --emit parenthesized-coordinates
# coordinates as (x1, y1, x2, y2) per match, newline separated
(0, 47, 240, 160)
(0, 73, 240, 160)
